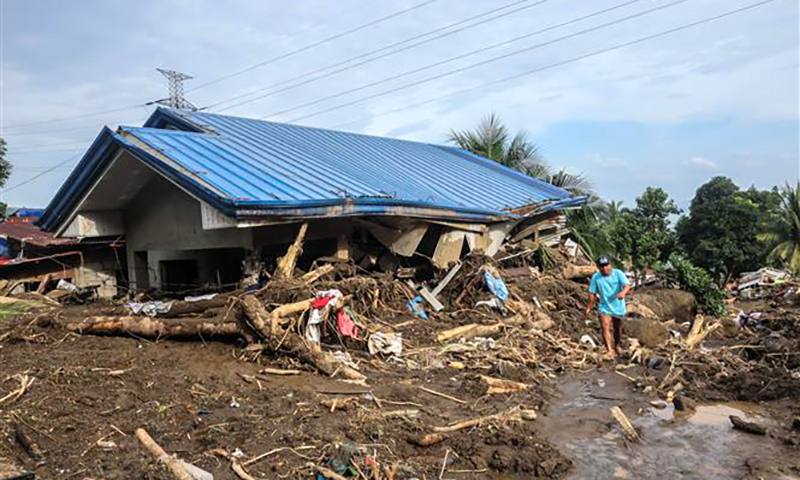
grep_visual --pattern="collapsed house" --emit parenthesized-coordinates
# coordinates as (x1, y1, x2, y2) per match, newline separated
(0, 210, 122, 298)
(37, 108, 584, 293)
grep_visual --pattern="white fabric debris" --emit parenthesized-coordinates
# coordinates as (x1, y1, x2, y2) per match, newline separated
(126, 301, 173, 317)
(331, 350, 359, 370)
(368, 332, 403, 356)
(304, 289, 343, 343)
(184, 293, 218, 302)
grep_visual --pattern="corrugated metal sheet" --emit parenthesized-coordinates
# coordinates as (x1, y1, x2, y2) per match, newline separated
(40, 108, 584, 231)
(127, 109, 580, 216)
(0, 222, 78, 247)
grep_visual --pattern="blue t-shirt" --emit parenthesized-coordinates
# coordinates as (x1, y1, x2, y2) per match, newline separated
(589, 268, 630, 317)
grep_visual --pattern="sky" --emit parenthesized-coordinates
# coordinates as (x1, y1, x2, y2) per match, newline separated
(1, 0, 797, 211)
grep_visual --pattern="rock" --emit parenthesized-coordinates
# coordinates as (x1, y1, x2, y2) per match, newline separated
(730, 415, 767, 435)
(634, 289, 696, 323)
(626, 302, 657, 319)
(650, 400, 668, 409)
(672, 395, 697, 412)
(792, 417, 800, 431)
(623, 318, 669, 348)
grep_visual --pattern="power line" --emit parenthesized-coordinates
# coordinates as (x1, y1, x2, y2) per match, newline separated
(206, 0, 553, 112)
(0, 116, 147, 138)
(9, 139, 94, 151)
(189, 0, 442, 93)
(266, 0, 690, 122)
(4, 152, 83, 192)
(330, 0, 784, 130)
(1, 105, 144, 131)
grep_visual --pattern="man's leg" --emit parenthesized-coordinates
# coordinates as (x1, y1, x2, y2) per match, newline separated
(599, 314, 615, 359)
(613, 317, 623, 355)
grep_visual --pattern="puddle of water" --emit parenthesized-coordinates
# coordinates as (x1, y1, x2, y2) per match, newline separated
(540, 373, 787, 480)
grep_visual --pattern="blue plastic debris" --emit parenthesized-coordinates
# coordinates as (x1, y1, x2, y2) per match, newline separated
(406, 295, 428, 319)
(483, 271, 509, 302)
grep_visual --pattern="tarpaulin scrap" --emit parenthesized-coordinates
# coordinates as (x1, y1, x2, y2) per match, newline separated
(483, 270, 509, 302)
(406, 295, 428, 319)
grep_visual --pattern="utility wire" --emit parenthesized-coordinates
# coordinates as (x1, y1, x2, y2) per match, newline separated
(0, 117, 145, 138)
(189, 0, 442, 93)
(10, 139, 94, 151)
(4, 152, 83, 192)
(1, 105, 144, 130)
(207, 0, 553, 112)
(264, 0, 689, 121)
(330, 0, 784, 130)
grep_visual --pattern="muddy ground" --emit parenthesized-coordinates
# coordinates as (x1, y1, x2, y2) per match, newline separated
(1, 273, 799, 480)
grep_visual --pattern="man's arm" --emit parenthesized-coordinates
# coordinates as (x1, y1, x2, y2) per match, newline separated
(585, 293, 597, 316)
(617, 271, 632, 299)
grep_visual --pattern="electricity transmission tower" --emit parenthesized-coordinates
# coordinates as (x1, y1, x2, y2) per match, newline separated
(154, 68, 197, 110)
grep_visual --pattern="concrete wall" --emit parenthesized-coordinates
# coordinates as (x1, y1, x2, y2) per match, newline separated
(124, 175, 253, 290)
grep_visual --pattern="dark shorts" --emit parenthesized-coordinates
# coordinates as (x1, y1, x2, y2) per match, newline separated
(598, 313, 625, 321)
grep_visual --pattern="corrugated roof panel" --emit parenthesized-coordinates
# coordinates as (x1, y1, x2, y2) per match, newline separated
(123, 108, 578, 217)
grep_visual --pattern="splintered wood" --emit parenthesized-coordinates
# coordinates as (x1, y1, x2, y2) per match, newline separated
(610, 406, 640, 442)
(135, 428, 194, 480)
(480, 375, 528, 395)
(275, 223, 308, 280)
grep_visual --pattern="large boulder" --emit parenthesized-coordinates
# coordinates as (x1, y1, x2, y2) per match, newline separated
(631, 288, 695, 323)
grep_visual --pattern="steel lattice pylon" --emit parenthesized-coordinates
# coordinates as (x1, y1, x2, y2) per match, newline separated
(156, 68, 197, 110)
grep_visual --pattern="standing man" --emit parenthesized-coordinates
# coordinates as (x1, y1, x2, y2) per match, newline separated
(584, 256, 631, 360)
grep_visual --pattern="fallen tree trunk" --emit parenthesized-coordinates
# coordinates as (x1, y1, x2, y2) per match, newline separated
(238, 295, 365, 382)
(560, 265, 596, 281)
(64, 316, 240, 338)
(159, 296, 229, 318)
(436, 311, 552, 343)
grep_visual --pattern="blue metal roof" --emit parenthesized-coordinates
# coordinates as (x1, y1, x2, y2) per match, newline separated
(40, 108, 584, 231)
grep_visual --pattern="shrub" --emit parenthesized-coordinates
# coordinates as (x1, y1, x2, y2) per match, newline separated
(657, 253, 726, 317)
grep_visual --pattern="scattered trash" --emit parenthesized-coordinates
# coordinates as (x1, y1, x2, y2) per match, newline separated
(647, 357, 665, 370)
(579, 334, 597, 348)
(306, 289, 344, 343)
(56, 279, 79, 292)
(336, 309, 358, 338)
(126, 301, 173, 317)
(230, 397, 240, 408)
(184, 293, 218, 302)
(367, 332, 403, 356)
(232, 448, 245, 457)
(406, 296, 428, 319)
(483, 268, 509, 302)
(331, 351, 359, 371)
(475, 298, 504, 311)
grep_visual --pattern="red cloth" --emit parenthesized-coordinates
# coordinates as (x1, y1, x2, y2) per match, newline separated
(312, 296, 335, 309)
(337, 309, 358, 338)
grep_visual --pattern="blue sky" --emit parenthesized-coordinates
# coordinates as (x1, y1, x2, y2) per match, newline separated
(1, 0, 797, 210)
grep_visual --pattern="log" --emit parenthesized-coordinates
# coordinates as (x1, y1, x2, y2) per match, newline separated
(159, 296, 229, 318)
(408, 433, 448, 447)
(64, 316, 240, 339)
(436, 313, 540, 343)
(300, 264, 335, 284)
(686, 316, 721, 349)
(561, 265, 596, 280)
(275, 223, 308, 279)
(135, 428, 195, 480)
(238, 297, 366, 382)
(480, 375, 528, 395)
(730, 416, 767, 435)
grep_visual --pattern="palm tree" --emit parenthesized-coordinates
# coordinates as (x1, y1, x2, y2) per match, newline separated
(447, 112, 545, 172)
(762, 182, 800, 273)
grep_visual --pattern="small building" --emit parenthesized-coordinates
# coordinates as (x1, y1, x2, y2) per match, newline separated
(0, 212, 122, 298)
(38, 108, 584, 292)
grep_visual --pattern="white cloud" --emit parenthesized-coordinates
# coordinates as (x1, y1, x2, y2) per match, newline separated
(688, 156, 718, 170)
(588, 153, 629, 168)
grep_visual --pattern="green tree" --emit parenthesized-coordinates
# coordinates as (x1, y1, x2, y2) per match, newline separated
(657, 253, 726, 316)
(611, 187, 679, 283)
(677, 177, 780, 285)
(761, 182, 800, 273)
(0, 138, 9, 217)
(447, 112, 544, 172)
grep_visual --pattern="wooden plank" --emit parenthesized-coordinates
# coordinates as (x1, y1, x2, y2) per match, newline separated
(432, 228, 465, 269)
(365, 222, 428, 257)
(419, 287, 444, 312)
(431, 262, 462, 296)
(425, 220, 486, 233)
(466, 221, 517, 256)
